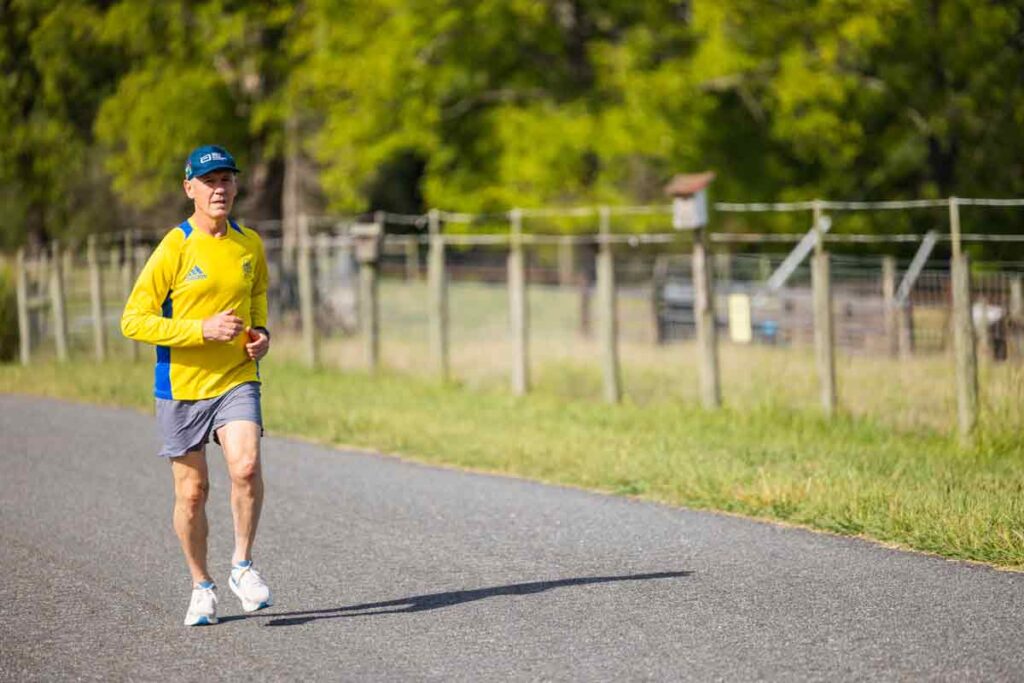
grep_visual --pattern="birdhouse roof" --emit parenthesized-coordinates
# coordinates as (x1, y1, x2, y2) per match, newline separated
(664, 172, 716, 197)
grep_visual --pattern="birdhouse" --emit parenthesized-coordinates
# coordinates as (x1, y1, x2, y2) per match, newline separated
(664, 172, 715, 230)
(351, 222, 383, 264)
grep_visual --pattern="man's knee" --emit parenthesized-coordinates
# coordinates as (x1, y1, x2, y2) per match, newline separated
(229, 451, 261, 486)
(176, 477, 210, 508)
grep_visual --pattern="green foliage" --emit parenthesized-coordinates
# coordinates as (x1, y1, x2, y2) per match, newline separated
(0, 0, 120, 246)
(94, 64, 248, 208)
(3, 0, 1024, 243)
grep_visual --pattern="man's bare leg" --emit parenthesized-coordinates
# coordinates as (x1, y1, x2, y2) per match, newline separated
(170, 450, 211, 584)
(217, 421, 263, 564)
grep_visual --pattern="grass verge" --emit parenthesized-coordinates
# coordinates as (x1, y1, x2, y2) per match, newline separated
(2, 358, 1023, 570)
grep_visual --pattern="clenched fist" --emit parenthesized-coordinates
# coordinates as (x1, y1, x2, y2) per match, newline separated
(203, 309, 244, 342)
(245, 327, 270, 361)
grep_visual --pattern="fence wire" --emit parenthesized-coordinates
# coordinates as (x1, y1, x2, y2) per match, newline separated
(12, 216, 1024, 437)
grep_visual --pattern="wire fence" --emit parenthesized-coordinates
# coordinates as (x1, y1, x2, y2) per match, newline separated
(10, 198, 1024, 441)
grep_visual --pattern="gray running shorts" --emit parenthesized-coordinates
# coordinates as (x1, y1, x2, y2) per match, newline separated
(155, 381, 263, 458)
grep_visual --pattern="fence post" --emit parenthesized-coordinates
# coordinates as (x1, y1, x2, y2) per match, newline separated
(315, 231, 331, 309)
(427, 209, 449, 380)
(50, 240, 69, 362)
(597, 207, 621, 404)
(404, 238, 420, 281)
(1009, 276, 1023, 361)
(949, 197, 977, 443)
(898, 302, 914, 358)
(558, 235, 575, 287)
(714, 252, 732, 286)
(121, 231, 140, 361)
(353, 221, 382, 372)
(693, 224, 720, 408)
(812, 201, 836, 415)
(757, 255, 772, 283)
(266, 231, 284, 326)
(976, 295, 993, 361)
(15, 248, 30, 365)
(87, 235, 107, 362)
(297, 213, 318, 367)
(508, 208, 529, 396)
(895, 231, 938, 359)
(882, 256, 898, 357)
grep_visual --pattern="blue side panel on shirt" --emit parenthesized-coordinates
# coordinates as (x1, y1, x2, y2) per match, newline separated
(178, 220, 193, 239)
(228, 218, 243, 234)
(155, 293, 173, 399)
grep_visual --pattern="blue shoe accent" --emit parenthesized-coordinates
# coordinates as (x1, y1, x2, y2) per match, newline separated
(197, 580, 215, 590)
(257, 601, 269, 610)
(233, 560, 252, 570)
(194, 616, 211, 626)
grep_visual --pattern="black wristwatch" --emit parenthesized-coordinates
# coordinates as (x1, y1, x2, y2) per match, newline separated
(253, 326, 271, 340)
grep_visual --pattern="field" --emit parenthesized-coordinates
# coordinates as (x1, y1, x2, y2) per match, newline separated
(277, 278, 1024, 442)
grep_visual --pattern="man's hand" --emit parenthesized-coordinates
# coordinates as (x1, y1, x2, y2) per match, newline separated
(245, 327, 270, 361)
(203, 309, 244, 342)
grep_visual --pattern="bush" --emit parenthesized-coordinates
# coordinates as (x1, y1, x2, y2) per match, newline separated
(0, 261, 19, 362)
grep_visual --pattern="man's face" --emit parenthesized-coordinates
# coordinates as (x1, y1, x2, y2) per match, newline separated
(184, 169, 238, 219)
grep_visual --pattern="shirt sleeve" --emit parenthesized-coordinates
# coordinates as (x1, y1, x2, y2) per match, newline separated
(249, 233, 269, 330)
(120, 231, 205, 347)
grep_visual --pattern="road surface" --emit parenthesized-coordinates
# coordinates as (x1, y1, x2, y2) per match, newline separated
(1, 395, 1022, 680)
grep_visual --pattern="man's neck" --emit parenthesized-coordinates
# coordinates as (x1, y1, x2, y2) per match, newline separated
(189, 212, 228, 237)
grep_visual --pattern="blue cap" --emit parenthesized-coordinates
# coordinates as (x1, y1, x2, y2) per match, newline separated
(185, 144, 240, 180)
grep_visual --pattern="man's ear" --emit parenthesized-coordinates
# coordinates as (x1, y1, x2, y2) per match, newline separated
(183, 179, 194, 199)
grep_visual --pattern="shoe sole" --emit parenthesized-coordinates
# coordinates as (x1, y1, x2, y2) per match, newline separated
(184, 614, 218, 626)
(229, 579, 272, 612)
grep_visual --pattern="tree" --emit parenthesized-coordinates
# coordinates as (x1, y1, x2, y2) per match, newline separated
(0, 0, 121, 247)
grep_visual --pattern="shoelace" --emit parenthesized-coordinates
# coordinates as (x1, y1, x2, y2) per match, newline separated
(234, 565, 264, 588)
(192, 586, 216, 609)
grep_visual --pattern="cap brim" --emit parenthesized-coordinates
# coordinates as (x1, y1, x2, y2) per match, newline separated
(189, 163, 240, 179)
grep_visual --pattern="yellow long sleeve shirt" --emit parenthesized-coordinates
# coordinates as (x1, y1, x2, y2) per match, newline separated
(121, 218, 269, 400)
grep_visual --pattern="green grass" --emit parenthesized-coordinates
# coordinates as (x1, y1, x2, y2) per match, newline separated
(3, 357, 1024, 570)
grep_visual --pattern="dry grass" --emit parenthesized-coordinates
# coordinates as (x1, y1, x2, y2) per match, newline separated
(268, 279, 1023, 441)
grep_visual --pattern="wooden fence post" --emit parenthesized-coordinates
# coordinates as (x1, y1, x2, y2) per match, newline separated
(812, 201, 836, 415)
(898, 303, 915, 358)
(693, 225, 721, 408)
(976, 295, 993, 360)
(508, 208, 529, 396)
(297, 213, 318, 367)
(15, 248, 30, 366)
(87, 235, 107, 361)
(714, 252, 732, 286)
(315, 231, 332, 309)
(353, 221, 382, 372)
(50, 240, 69, 362)
(1009, 276, 1023, 361)
(427, 209, 449, 380)
(558, 235, 575, 287)
(882, 256, 898, 357)
(597, 207, 621, 404)
(949, 197, 978, 443)
(404, 238, 420, 281)
(121, 231, 140, 361)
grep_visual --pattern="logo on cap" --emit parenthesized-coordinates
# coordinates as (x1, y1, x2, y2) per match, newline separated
(199, 152, 227, 164)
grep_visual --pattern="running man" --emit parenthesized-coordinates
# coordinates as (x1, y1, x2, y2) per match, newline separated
(122, 145, 273, 626)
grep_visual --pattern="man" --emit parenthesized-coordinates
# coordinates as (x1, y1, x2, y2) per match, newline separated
(122, 144, 272, 626)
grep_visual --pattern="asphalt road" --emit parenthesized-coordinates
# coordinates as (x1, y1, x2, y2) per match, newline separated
(2, 394, 1023, 681)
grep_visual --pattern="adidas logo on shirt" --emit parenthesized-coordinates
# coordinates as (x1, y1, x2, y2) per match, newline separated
(185, 265, 207, 282)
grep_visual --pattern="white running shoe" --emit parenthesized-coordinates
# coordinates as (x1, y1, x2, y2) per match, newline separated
(184, 581, 218, 626)
(229, 560, 272, 612)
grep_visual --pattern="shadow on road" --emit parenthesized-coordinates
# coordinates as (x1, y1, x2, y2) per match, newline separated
(226, 570, 691, 627)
